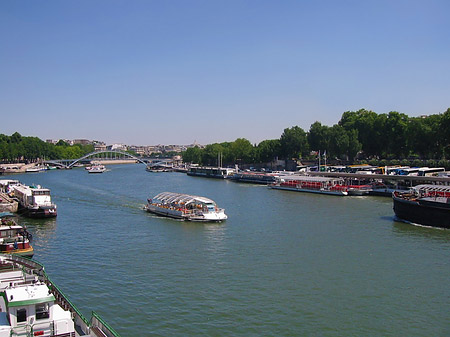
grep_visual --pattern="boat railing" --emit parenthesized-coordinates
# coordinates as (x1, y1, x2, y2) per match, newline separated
(0, 254, 121, 337)
(91, 311, 121, 337)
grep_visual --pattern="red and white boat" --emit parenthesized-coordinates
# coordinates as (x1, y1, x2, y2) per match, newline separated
(0, 213, 33, 257)
(270, 175, 348, 196)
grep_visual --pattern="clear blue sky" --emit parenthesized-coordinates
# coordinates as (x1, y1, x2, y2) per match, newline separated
(1, 0, 449, 146)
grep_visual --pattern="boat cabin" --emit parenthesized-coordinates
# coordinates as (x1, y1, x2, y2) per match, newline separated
(151, 192, 218, 212)
(0, 216, 33, 257)
(12, 185, 52, 208)
(0, 276, 74, 337)
(187, 166, 236, 178)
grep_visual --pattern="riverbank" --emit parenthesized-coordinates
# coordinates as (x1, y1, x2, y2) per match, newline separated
(0, 192, 18, 212)
(0, 163, 37, 173)
(0, 160, 138, 174)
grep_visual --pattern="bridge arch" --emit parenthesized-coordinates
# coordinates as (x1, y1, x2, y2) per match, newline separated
(67, 150, 147, 168)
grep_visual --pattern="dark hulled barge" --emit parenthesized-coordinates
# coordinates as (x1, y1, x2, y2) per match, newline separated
(392, 184, 450, 229)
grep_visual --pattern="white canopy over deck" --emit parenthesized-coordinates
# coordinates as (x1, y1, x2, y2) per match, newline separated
(151, 192, 216, 206)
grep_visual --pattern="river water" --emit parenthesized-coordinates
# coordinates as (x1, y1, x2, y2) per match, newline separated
(4, 164, 450, 336)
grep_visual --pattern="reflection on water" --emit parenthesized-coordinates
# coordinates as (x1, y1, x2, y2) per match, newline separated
(16, 216, 58, 255)
(203, 223, 228, 256)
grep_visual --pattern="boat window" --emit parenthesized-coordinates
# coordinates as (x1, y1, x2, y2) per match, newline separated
(17, 308, 27, 323)
(36, 303, 50, 320)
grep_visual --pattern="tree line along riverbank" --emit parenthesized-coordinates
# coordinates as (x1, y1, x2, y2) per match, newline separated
(1, 108, 449, 169)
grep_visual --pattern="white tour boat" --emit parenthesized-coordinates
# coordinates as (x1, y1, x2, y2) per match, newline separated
(0, 254, 120, 337)
(10, 184, 57, 218)
(270, 175, 348, 196)
(87, 164, 106, 173)
(25, 165, 47, 173)
(145, 192, 228, 222)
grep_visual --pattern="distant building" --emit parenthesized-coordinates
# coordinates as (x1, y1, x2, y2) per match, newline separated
(73, 139, 91, 145)
(128, 146, 146, 156)
(93, 142, 107, 152)
(108, 143, 128, 151)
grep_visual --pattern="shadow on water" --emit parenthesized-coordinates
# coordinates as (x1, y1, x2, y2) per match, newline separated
(387, 216, 450, 242)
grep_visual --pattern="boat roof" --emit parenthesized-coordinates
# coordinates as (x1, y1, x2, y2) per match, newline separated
(190, 166, 235, 171)
(4, 284, 55, 307)
(12, 184, 50, 194)
(152, 192, 216, 204)
(0, 225, 22, 230)
(0, 180, 20, 187)
(279, 175, 343, 182)
(414, 184, 450, 192)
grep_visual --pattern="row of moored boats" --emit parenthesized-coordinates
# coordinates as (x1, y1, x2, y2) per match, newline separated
(0, 178, 121, 336)
(177, 166, 450, 229)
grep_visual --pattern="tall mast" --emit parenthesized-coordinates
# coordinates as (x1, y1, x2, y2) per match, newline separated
(318, 150, 321, 171)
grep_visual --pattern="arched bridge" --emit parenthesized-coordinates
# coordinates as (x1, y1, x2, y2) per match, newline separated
(46, 150, 148, 168)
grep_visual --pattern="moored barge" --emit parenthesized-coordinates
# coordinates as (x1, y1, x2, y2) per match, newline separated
(231, 172, 278, 184)
(392, 184, 450, 229)
(11, 184, 57, 218)
(187, 166, 236, 179)
(270, 175, 348, 196)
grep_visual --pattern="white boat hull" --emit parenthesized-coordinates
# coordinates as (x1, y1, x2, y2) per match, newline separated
(145, 204, 227, 222)
(270, 185, 348, 196)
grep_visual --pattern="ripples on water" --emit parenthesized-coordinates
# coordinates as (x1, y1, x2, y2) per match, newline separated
(6, 165, 450, 337)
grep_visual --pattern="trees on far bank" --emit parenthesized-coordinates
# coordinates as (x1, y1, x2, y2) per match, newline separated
(182, 108, 450, 167)
(0, 133, 94, 163)
(2, 108, 449, 167)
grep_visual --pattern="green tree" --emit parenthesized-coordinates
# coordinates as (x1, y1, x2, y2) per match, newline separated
(280, 126, 308, 159)
(202, 143, 225, 166)
(339, 109, 380, 157)
(382, 111, 409, 158)
(256, 139, 281, 163)
(56, 140, 69, 146)
(307, 122, 330, 153)
(406, 117, 435, 158)
(230, 138, 254, 164)
(347, 129, 361, 160)
(10, 132, 22, 144)
(439, 108, 450, 158)
(182, 146, 203, 164)
(328, 125, 349, 159)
